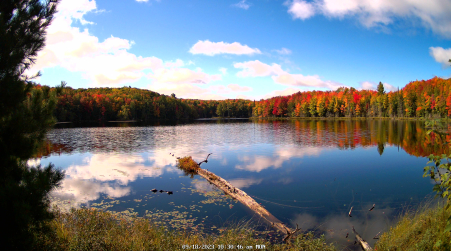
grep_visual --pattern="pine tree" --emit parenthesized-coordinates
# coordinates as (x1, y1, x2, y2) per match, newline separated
(0, 0, 64, 249)
(377, 81, 385, 96)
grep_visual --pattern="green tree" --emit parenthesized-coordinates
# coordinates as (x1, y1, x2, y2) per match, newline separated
(377, 81, 385, 96)
(0, 0, 64, 249)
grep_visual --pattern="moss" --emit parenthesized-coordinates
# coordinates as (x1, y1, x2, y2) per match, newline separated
(176, 156, 200, 177)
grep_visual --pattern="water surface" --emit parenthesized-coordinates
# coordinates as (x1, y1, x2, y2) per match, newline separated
(37, 119, 445, 250)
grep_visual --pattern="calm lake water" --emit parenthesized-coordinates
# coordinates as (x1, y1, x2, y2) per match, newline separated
(36, 119, 447, 250)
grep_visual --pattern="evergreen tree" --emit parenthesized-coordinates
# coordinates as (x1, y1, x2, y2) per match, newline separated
(377, 81, 385, 96)
(0, 0, 64, 249)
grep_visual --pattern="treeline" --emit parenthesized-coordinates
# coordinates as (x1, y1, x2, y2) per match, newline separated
(41, 83, 253, 122)
(253, 77, 451, 118)
(39, 76, 451, 122)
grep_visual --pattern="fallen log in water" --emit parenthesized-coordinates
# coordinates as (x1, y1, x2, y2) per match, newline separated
(352, 226, 373, 251)
(176, 154, 299, 241)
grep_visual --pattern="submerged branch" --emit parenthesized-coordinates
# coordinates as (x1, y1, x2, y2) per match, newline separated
(352, 226, 373, 251)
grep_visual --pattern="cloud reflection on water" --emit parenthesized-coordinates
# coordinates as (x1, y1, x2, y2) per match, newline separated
(291, 204, 396, 249)
(236, 146, 323, 172)
(50, 150, 182, 208)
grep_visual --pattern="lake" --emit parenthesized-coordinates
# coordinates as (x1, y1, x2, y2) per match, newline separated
(36, 119, 446, 250)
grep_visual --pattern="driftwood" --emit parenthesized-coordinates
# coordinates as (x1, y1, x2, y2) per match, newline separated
(352, 226, 373, 251)
(197, 167, 296, 238)
(373, 230, 381, 239)
(176, 153, 298, 241)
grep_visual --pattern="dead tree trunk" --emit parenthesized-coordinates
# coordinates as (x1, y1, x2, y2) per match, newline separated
(352, 226, 373, 251)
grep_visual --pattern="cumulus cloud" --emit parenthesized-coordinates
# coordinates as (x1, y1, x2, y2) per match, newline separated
(27, 0, 221, 88)
(234, 60, 342, 90)
(287, 0, 315, 20)
(227, 84, 252, 92)
(189, 40, 261, 56)
(272, 73, 342, 90)
(25, 0, 169, 86)
(148, 67, 221, 85)
(430, 47, 451, 67)
(275, 47, 292, 55)
(285, 0, 451, 38)
(234, 60, 286, 77)
(232, 0, 251, 10)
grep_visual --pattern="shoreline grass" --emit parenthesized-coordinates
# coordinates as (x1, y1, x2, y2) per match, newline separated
(375, 201, 451, 251)
(34, 208, 336, 251)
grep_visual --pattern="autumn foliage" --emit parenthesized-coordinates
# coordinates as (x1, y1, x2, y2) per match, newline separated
(253, 77, 451, 119)
(45, 76, 451, 122)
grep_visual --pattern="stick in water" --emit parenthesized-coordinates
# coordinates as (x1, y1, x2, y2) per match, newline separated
(349, 206, 353, 217)
(369, 204, 375, 211)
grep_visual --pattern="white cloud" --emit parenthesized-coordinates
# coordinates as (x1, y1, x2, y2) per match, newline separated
(232, 0, 251, 10)
(227, 84, 252, 92)
(234, 60, 343, 90)
(136, 0, 149, 2)
(272, 73, 342, 89)
(383, 82, 397, 92)
(234, 60, 286, 77)
(286, 0, 451, 38)
(287, 0, 316, 20)
(275, 47, 292, 55)
(26, 0, 170, 86)
(189, 40, 261, 56)
(263, 88, 303, 99)
(360, 81, 375, 90)
(27, 0, 222, 88)
(165, 59, 185, 68)
(430, 47, 451, 67)
(148, 68, 221, 85)
(219, 67, 228, 75)
(55, 0, 98, 25)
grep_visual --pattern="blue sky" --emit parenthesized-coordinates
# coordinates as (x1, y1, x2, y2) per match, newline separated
(29, 0, 451, 100)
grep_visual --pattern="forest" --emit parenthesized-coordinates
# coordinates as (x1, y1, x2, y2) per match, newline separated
(40, 76, 451, 122)
(253, 77, 451, 118)
(44, 83, 253, 122)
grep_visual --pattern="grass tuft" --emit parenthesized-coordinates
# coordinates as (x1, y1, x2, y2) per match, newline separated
(375, 202, 451, 251)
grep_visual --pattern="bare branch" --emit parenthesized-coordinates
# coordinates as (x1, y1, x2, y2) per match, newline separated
(198, 153, 213, 166)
